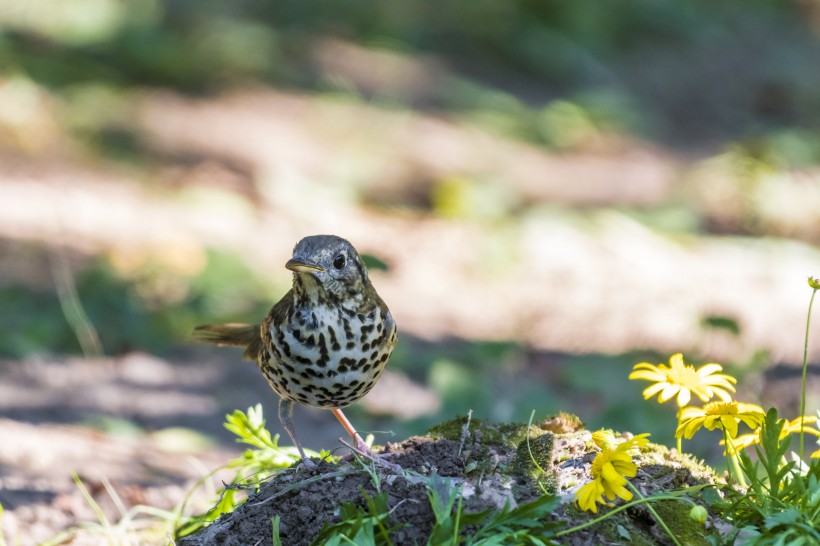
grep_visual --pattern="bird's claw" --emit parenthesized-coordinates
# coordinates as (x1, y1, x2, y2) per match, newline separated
(292, 457, 318, 472)
(371, 455, 403, 473)
(340, 438, 403, 472)
(355, 438, 374, 456)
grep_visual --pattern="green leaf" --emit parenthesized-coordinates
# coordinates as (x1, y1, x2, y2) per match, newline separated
(272, 515, 283, 546)
(752, 408, 792, 501)
(467, 495, 561, 545)
(425, 473, 459, 545)
(176, 487, 242, 538)
(763, 509, 801, 529)
(311, 490, 402, 546)
(225, 404, 275, 450)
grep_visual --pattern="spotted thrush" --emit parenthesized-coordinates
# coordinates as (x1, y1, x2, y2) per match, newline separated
(195, 235, 397, 462)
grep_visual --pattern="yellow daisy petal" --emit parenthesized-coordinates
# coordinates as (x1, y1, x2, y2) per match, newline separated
(658, 383, 681, 403)
(629, 369, 668, 382)
(678, 419, 701, 439)
(676, 387, 692, 407)
(607, 481, 633, 502)
(709, 387, 734, 403)
(680, 406, 705, 420)
(738, 415, 763, 431)
(702, 374, 737, 387)
(576, 479, 604, 513)
(611, 460, 637, 478)
(632, 362, 662, 371)
(642, 382, 668, 400)
(601, 462, 627, 485)
(669, 353, 685, 368)
(722, 417, 739, 438)
(702, 415, 720, 430)
(696, 363, 724, 376)
(690, 385, 713, 403)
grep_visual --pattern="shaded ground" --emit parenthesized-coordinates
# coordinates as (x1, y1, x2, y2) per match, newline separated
(0, 346, 442, 544)
(0, 59, 819, 546)
(0, 418, 232, 545)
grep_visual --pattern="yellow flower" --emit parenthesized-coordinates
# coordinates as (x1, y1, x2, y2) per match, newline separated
(630, 353, 737, 407)
(723, 431, 759, 455)
(809, 276, 820, 290)
(812, 448, 819, 459)
(782, 415, 819, 438)
(720, 415, 819, 455)
(575, 433, 650, 513)
(677, 401, 765, 440)
(591, 429, 618, 450)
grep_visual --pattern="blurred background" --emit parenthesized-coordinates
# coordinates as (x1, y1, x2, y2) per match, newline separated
(2, 0, 820, 542)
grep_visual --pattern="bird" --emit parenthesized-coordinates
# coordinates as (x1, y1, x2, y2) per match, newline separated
(195, 234, 398, 463)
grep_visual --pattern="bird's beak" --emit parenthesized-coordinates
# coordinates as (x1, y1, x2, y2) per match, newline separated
(285, 258, 324, 273)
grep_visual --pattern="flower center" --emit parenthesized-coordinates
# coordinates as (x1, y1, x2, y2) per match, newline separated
(667, 364, 701, 387)
(589, 449, 617, 478)
(704, 401, 738, 416)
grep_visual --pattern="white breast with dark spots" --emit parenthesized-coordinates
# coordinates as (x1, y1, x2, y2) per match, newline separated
(263, 304, 397, 408)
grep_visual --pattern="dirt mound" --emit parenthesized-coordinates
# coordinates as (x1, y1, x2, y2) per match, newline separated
(178, 417, 721, 546)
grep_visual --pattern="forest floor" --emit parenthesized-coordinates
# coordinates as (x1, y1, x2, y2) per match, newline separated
(1, 89, 819, 544)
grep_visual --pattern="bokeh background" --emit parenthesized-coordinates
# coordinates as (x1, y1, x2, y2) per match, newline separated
(2, 0, 820, 542)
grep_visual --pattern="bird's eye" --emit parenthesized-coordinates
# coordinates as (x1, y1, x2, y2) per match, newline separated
(333, 254, 346, 270)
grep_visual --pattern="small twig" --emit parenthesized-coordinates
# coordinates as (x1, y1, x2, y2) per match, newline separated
(387, 498, 408, 516)
(457, 409, 473, 458)
(49, 247, 103, 357)
(249, 469, 358, 507)
(338, 437, 403, 473)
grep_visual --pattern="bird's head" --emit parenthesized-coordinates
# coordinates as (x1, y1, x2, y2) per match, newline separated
(286, 235, 371, 305)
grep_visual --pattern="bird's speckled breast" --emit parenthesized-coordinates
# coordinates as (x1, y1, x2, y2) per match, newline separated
(261, 303, 397, 408)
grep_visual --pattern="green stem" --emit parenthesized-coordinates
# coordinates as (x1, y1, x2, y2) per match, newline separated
(722, 428, 733, 488)
(676, 409, 683, 453)
(556, 494, 697, 538)
(723, 430, 746, 488)
(800, 287, 817, 462)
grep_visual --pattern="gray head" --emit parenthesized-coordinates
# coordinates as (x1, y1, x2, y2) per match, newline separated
(286, 235, 371, 303)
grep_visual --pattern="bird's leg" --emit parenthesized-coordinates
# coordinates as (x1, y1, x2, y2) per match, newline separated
(333, 408, 403, 472)
(279, 398, 312, 463)
(331, 408, 372, 456)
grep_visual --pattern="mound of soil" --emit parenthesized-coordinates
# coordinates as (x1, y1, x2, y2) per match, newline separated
(178, 416, 723, 546)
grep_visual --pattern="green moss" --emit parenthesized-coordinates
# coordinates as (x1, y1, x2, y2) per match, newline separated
(427, 415, 537, 448)
(538, 412, 586, 433)
(512, 433, 557, 490)
(563, 504, 657, 546)
(651, 499, 713, 546)
(639, 443, 723, 485)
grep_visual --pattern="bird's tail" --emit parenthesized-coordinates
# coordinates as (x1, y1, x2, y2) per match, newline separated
(193, 323, 263, 361)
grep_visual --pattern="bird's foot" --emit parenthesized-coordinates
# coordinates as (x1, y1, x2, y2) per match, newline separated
(354, 435, 374, 456)
(341, 437, 403, 472)
(370, 454, 403, 473)
(290, 456, 319, 472)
